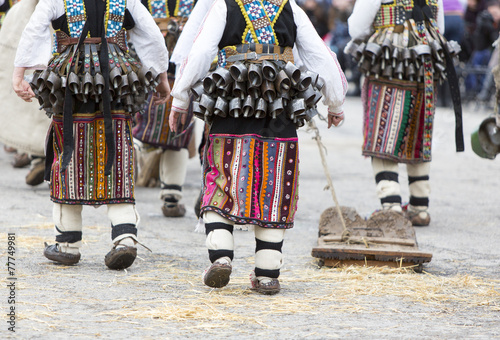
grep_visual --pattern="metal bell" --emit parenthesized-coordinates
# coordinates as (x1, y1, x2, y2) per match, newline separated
(203, 74, 216, 93)
(242, 95, 255, 118)
(254, 98, 267, 119)
(248, 63, 263, 88)
(229, 97, 241, 118)
(261, 79, 276, 102)
(232, 81, 247, 100)
(268, 97, 284, 119)
(262, 60, 278, 81)
(284, 62, 300, 86)
(214, 97, 229, 118)
(199, 93, 215, 116)
(229, 62, 248, 82)
(190, 82, 205, 100)
(275, 70, 291, 92)
(212, 67, 233, 87)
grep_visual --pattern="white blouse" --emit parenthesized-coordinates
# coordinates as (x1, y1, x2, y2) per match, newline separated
(14, 0, 169, 73)
(170, 0, 213, 67)
(347, 0, 445, 41)
(171, 0, 347, 114)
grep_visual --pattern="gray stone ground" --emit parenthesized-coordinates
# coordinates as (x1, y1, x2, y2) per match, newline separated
(1, 97, 499, 339)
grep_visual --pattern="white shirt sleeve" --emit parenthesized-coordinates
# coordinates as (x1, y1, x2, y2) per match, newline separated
(127, 0, 169, 73)
(292, 1, 347, 114)
(437, 0, 445, 34)
(347, 0, 380, 41)
(170, 0, 214, 67)
(170, 0, 226, 111)
(14, 0, 61, 68)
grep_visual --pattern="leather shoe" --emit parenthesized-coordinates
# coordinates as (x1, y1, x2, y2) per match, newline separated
(203, 261, 232, 288)
(161, 202, 186, 217)
(43, 242, 81, 265)
(250, 272, 281, 295)
(105, 245, 137, 270)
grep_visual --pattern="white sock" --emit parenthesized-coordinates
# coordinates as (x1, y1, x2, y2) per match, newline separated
(215, 256, 231, 265)
(116, 237, 136, 248)
(58, 243, 80, 255)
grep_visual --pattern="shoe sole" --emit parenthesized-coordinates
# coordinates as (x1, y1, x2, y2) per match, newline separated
(204, 265, 232, 288)
(161, 204, 186, 217)
(43, 250, 81, 265)
(254, 287, 281, 295)
(105, 247, 137, 270)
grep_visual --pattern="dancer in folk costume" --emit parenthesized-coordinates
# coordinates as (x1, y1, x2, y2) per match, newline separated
(344, 0, 464, 226)
(0, 0, 52, 187)
(132, 0, 197, 217)
(168, 0, 214, 217)
(12, 0, 170, 269)
(169, 0, 347, 294)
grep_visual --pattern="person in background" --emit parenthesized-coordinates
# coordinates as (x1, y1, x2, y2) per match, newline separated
(132, 0, 198, 218)
(345, 0, 464, 226)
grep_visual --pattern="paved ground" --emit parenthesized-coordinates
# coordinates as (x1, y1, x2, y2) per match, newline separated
(1, 97, 499, 339)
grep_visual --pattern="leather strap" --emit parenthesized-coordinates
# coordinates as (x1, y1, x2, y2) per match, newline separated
(222, 44, 294, 64)
(56, 30, 128, 53)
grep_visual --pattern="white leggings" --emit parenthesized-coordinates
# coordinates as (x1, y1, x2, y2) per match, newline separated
(52, 203, 140, 246)
(203, 211, 285, 276)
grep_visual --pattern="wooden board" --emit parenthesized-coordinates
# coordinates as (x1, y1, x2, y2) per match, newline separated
(319, 258, 424, 272)
(312, 246, 433, 264)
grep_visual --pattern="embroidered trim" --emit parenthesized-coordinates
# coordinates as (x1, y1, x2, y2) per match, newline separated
(373, 0, 438, 30)
(236, 0, 286, 44)
(64, 0, 126, 38)
(105, 0, 126, 38)
(148, 0, 195, 18)
(64, 0, 87, 38)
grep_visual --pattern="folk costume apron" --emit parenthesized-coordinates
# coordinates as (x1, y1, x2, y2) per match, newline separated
(196, 0, 323, 228)
(31, 0, 158, 205)
(345, 0, 464, 163)
(132, 0, 196, 150)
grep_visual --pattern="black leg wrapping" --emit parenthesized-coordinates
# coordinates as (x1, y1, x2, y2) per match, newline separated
(375, 171, 399, 183)
(255, 239, 283, 252)
(205, 222, 234, 235)
(255, 268, 280, 279)
(55, 226, 82, 244)
(381, 195, 402, 205)
(409, 196, 429, 207)
(254, 238, 283, 279)
(160, 183, 182, 191)
(408, 175, 429, 184)
(111, 223, 138, 240)
(208, 249, 234, 263)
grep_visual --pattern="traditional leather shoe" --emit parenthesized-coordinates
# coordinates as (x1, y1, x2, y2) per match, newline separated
(202, 261, 232, 288)
(43, 242, 81, 265)
(12, 153, 31, 168)
(105, 245, 137, 270)
(26, 160, 45, 186)
(161, 202, 186, 217)
(250, 275, 281, 295)
(407, 210, 431, 227)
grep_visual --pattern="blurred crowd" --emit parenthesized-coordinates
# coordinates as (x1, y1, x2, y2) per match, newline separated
(297, 0, 500, 105)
